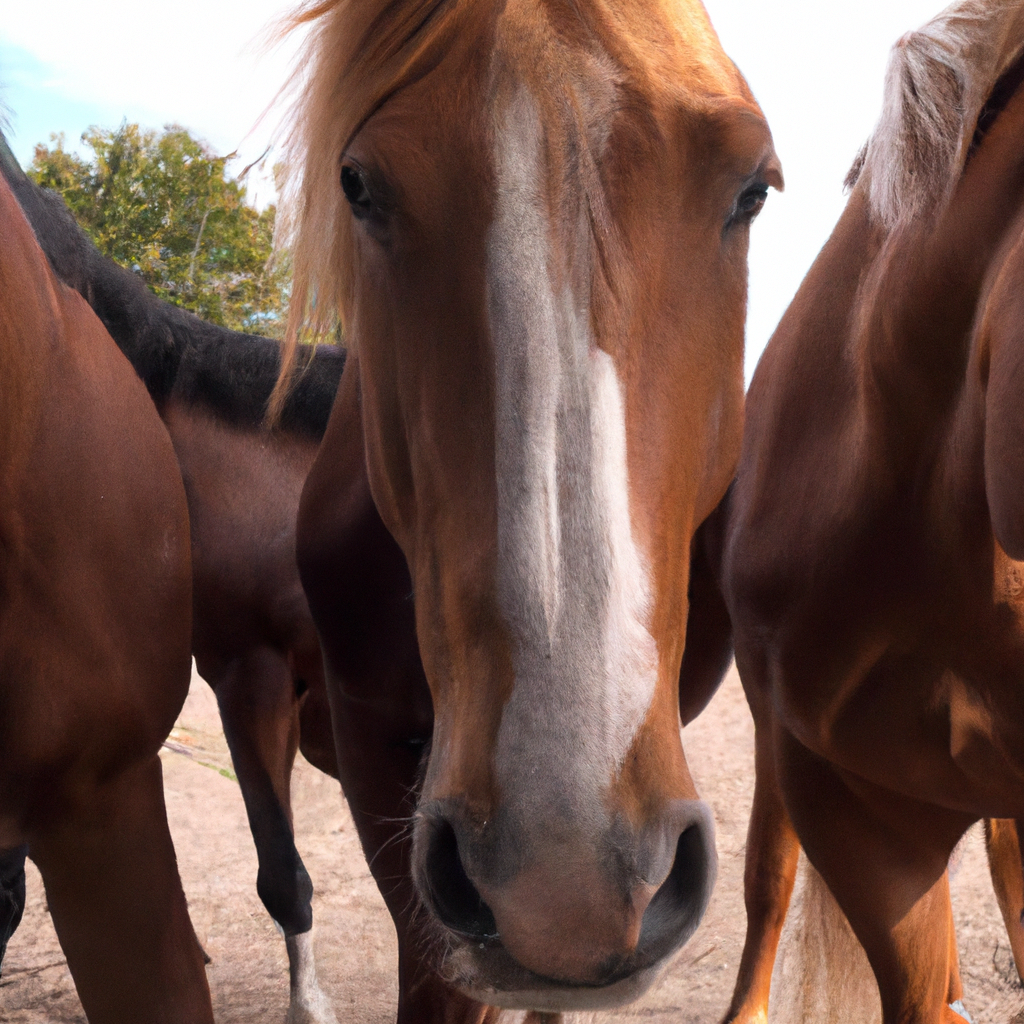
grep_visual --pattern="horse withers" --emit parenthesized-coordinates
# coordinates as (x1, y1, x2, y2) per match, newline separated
(281, 0, 780, 1017)
(0, 173, 212, 1019)
(724, 2, 1024, 1022)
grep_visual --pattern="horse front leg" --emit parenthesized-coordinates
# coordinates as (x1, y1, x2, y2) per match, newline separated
(0, 843, 27, 978)
(207, 646, 337, 1024)
(29, 754, 214, 1024)
(777, 726, 973, 1024)
(721, 711, 800, 1024)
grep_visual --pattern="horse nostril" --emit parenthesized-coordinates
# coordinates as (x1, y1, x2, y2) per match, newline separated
(636, 804, 717, 964)
(419, 815, 498, 941)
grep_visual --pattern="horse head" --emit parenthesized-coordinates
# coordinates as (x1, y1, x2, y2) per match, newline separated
(284, 0, 779, 1007)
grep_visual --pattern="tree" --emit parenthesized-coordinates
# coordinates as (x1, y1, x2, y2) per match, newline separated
(29, 123, 289, 337)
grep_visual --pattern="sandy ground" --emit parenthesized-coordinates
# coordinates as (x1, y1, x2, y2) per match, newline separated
(2, 663, 1022, 1024)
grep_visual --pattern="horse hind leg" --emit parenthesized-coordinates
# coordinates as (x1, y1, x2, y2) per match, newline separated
(983, 817, 1024, 983)
(0, 844, 27, 979)
(210, 646, 337, 1024)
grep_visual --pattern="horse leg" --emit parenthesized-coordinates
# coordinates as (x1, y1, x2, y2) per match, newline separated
(778, 727, 972, 1024)
(984, 817, 1024, 982)
(0, 844, 27, 978)
(944, 892, 971, 1021)
(211, 646, 337, 1024)
(721, 718, 800, 1024)
(29, 754, 213, 1024)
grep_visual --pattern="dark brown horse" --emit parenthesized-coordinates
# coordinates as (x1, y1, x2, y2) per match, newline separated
(0, 135, 345, 1023)
(0, 172, 213, 1020)
(723, 3, 1024, 1022)
(280, 0, 778, 1018)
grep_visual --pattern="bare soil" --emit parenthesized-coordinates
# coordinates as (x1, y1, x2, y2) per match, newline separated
(1, 664, 1021, 1023)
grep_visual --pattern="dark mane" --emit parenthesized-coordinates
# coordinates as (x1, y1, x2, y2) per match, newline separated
(0, 133, 343, 439)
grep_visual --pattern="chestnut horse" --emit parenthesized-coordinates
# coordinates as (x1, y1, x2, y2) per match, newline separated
(724, 2, 1024, 1022)
(0, 134, 345, 1024)
(281, 0, 778, 1018)
(0, 174, 213, 1019)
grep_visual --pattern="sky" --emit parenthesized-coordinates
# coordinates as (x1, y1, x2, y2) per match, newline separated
(0, 0, 945, 380)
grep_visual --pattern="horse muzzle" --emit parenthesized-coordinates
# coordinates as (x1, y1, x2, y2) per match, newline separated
(411, 798, 717, 1010)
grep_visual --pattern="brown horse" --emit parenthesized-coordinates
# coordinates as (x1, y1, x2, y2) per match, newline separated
(723, 2, 1024, 1022)
(0, 135, 346, 1024)
(0, 173, 213, 1019)
(281, 0, 778, 1018)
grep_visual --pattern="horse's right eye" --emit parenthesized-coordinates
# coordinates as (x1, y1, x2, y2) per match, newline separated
(341, 164, 373, 216)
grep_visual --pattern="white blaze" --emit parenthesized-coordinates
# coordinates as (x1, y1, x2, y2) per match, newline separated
(488, 83, 658, 809)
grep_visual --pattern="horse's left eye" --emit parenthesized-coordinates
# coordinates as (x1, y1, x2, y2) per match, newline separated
(341, 164, 374, 216)
(732, 183, 769, 223)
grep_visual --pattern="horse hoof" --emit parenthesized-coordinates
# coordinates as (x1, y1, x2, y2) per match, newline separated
(949, 999, 974, 1023)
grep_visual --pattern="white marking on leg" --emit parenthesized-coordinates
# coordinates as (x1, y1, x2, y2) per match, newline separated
(949, 999, 974, 1023)
(284, 930, 338, 1024)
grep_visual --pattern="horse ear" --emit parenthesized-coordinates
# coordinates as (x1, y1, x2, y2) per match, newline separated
(763, 147, 784, 193)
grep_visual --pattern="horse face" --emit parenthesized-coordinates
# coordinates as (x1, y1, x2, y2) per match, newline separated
(338, 0, 778, 1007)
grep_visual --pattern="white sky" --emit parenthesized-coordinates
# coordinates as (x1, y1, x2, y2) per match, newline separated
(0, 0, 944, 379)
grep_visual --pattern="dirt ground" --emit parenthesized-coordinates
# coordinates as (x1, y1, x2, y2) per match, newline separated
(2, 663, 1023, 1024)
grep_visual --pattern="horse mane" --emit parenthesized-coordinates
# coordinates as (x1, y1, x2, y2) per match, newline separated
(0, 133, 343, 438)
(848, 0, 1024, 230)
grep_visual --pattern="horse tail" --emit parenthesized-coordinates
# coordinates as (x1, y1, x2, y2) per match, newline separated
(769, 853, 881, 1024)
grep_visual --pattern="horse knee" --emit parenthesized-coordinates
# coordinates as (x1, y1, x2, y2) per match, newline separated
(257, 852, 314, 936)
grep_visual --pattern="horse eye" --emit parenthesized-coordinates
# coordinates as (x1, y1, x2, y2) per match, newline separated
(733, 183, 769, 222)
(341, 164, 373, 215)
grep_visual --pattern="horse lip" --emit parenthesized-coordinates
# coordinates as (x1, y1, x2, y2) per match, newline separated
(441, 931, 668, 1011)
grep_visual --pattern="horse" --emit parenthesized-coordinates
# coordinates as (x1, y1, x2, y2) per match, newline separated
(278, 0, 779, 1018)
(0, 171, 214, 1020)
(722, 1, 1024, 1021)
(0, 134, 346, 1024)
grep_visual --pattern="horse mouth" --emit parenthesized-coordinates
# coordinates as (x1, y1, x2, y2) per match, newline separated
(440, 937, 670, 1012)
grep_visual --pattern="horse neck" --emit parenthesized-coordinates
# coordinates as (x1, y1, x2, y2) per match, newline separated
(0, 150, 187, 400)
(857, 72, 1024, 431)
(171, 329, 344, 439)
(0, 179, 79, 440)
(0, 145, 345, 439)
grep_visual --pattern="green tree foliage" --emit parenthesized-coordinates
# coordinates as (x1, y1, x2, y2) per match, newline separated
(30, 123, 288, 336)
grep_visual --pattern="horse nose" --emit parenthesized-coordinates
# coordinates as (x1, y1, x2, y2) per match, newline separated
(413, 799, 716, 985)
(415, 810, 498, 941)
(634, 800, 717, 964)
(481, 799, 716, 984)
